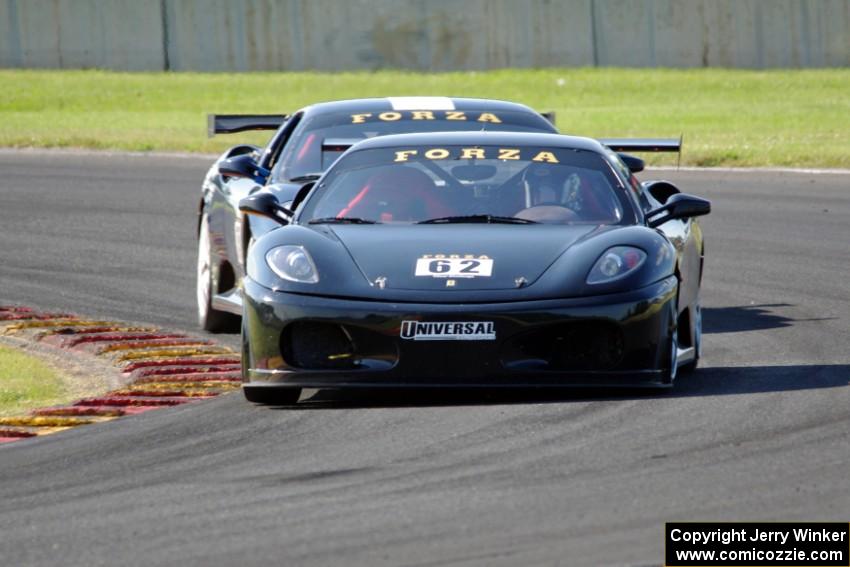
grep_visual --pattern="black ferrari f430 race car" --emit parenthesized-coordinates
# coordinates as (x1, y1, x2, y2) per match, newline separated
(197, 97, 560, 332)
(236, 131, 710, 404)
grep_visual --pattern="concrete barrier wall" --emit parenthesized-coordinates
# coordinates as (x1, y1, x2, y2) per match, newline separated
(0, 0, 165, 70)
(593, 0, 850, 68)
(1, 0, 848, 71)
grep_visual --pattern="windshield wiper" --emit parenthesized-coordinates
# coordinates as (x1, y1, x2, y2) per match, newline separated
(289, 173, 322, 183)
(418, 214, 537, 225)
(308, 217, 378, 225)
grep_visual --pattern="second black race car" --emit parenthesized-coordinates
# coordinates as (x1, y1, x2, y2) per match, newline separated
(197, 97, 558, 332)
(237, 131, 710, 404)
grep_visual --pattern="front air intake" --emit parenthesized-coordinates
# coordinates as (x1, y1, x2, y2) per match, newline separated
(501, 321, 625, 371)
(281, 321, 356, 370)
(280, 321, 398, 371)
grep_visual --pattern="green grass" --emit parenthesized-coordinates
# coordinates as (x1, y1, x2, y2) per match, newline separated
(2, 68, 849, 167)
(0, 345, 68, 417)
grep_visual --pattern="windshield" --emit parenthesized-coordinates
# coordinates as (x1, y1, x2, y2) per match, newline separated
(299, 145, 630, 226)
(273, 109, 555, 182)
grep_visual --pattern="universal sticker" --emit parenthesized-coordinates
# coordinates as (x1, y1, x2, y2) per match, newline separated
(400, 320, 496, 341)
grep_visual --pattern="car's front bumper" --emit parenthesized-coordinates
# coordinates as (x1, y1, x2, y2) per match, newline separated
(242, 276, 678, 390)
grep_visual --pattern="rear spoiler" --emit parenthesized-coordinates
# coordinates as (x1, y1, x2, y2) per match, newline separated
(321, 136, 683, 157)
(599, 136, 682, 168)
(320, 136, 683, 160)
(207, 114, 289, 137)
(597, 137, 682, 153)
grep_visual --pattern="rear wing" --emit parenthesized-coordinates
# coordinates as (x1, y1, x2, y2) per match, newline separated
(320, 136, 683, 158)
(320, 137, 682, 156)
(597, 137, 682, 153)
(599, 136, 682, 167)
(207, 114, 289, 137)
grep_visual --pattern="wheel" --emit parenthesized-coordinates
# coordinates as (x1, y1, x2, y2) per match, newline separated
(660, 326, 679, 384)
(680, 303, 702, 373)
(243, 386, 301, 405)
(197, 214, 240, 333)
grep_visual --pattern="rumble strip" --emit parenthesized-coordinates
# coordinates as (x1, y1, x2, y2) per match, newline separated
(0, 305, 240, 444)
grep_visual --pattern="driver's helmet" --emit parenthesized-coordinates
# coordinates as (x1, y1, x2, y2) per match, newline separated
(520, 163, 585, 212)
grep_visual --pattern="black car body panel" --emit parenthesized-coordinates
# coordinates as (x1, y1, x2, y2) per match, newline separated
(239, 132, 709, 396)
(246, 223, 677, 303)
(242, 276, 677, 388)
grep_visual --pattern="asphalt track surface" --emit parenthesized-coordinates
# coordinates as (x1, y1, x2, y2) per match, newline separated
(1, 152, 848, 566)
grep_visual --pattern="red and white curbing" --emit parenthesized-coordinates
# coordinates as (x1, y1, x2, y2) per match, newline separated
(0, 305, 241, 444)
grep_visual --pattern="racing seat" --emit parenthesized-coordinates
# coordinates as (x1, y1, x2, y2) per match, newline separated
(338, 166, 455, 222)
(508, 166, 619, 223)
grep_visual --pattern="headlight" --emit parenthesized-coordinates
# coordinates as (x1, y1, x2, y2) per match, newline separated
(587, 246, 646, 284)
(266, 246, 319, 283)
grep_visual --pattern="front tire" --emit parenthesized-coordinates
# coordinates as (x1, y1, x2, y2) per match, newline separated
(197, 214, 239, 333)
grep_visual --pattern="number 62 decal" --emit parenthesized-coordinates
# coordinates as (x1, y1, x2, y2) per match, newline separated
(415, 255, 494, 278)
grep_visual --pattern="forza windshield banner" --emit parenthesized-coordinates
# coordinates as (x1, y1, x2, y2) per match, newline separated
(665, 522, 849, 566)
(350, 110, 503, 124)
(392, 146, 559, 163)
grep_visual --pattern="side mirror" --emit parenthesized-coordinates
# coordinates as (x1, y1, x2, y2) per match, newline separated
(239, 192, 294, 225)
(219, 154, 269, 183)
(647, 193, 711, 228)
(618, 153, 645, 173)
